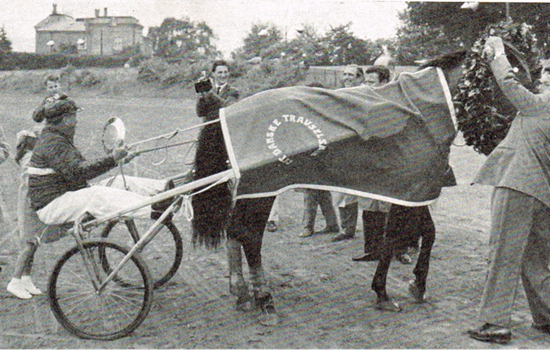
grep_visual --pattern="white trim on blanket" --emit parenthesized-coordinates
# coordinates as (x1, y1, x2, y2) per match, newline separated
(219, 108, 241, 193)
(436, 67, 458, 132)
(233, 183, 439, 207)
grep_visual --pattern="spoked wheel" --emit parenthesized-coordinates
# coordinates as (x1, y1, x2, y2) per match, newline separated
(49, 239, 153, 340)
(100, 218, 183, 289)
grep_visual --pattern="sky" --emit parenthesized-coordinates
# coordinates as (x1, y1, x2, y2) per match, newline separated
(0, 0, 408, 58)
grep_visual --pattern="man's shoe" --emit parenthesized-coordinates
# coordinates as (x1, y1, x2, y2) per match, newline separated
(532, 322, 550, 334)
(396, 253, 412, 265)
(7, 279, 32, 300)
(21, 276, 43, 296)
(316, 225, 340, 235)
(352, 252, 378, 262)
(468, 323, 511, 344)
(266, 221, 277, 232)
(331, 232, 354, 242)
(298, 229, 314, 238)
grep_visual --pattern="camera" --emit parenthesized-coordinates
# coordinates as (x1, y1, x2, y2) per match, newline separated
(194, 71, 213, 93)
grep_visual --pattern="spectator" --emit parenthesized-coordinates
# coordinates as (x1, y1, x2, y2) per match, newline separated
(351, 65, 418, 264)
(468, 36, 550, 345)
(6, 129, 45, 299)
(7, 73, 62, 299)
(298, 82, 340, 238)
(332, 64, 365, 243)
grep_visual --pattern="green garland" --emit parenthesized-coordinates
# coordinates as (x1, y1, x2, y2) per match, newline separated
(454, 21, 540, 156)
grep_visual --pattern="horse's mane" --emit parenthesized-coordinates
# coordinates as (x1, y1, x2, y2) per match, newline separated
(419, 50, 468, 70)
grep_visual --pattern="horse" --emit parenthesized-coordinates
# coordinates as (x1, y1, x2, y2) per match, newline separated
(190, 48, 523, 320)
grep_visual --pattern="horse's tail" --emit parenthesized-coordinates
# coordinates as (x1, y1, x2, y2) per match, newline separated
(191, 117, 233, 249)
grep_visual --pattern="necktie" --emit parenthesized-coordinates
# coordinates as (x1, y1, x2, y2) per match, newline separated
(216, 86, 221, 94)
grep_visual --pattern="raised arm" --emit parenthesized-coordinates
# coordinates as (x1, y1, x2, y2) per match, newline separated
(484, 36, 550, 117)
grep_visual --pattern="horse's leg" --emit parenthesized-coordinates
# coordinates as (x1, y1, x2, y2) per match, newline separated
(239, 196, 278, 325)
(371, 204, 404, 312)
(226, 200, 255, 311)
(226, 238, 255, 311)
(408, 206, 436, 303)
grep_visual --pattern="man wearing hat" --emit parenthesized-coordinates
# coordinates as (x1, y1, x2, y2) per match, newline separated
(27, 96, 149, 226)
(468, 36, 550, 344)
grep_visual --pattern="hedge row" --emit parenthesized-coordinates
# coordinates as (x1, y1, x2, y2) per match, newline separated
(0, 52, 146, 71)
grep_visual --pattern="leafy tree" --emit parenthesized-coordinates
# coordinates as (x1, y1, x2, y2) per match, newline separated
(238, 23, 283, 59)
(0, 26, 12, 54)
(406, 2, 550, 56)
(317, 23, 379, 66)
(394, 7, 460, 65)
(148, 17, 219, 63)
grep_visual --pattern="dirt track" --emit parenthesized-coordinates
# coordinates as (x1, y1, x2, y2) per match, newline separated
(1, 139, 550, 348)
(1, 93, 550, 348)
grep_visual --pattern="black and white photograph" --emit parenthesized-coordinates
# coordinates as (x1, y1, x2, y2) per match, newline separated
(1, 1, 550, 348)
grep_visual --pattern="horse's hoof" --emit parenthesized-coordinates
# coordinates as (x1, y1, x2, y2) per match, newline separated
(255, 292, 279, 325)
(375, 299, 402, 312)
(408, 280, 425, 304)
(235, 295, 256, 312)
(258, 310, 279, 326)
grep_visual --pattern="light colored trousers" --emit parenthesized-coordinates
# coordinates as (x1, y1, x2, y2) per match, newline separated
(479, 187, 550, 326)
(37, 176, 166, 226)
(268, 196, 279, 223)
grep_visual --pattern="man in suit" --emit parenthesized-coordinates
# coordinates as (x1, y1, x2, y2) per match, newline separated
(331, 64, 365, 242)
(196, 60, 274, 311)
(468, 36, 550, 345)
(212, 60, 240, 103)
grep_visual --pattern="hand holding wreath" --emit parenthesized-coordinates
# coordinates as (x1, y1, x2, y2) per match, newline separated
(454, 22, 540, 156)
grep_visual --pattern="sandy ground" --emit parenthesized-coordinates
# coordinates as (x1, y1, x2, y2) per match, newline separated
(0, 95, 549, 348)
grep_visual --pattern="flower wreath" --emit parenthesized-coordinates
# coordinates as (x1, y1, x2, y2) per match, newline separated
(454, 21, 541, 156)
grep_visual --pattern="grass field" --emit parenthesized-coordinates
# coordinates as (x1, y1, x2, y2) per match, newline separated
(1, 88, 550, 348)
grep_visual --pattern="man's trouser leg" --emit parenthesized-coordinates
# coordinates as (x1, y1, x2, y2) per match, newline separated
(302, 190, 317, 232)
(362, 210, 387, 254)
(339, 201, 358, 237)
(479, 187, 532, 326)
(318, 191, 339, 229)
(520, 197, 550, 326)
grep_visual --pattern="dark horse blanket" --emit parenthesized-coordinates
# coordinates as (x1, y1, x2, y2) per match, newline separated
(219, 67, 457, 206)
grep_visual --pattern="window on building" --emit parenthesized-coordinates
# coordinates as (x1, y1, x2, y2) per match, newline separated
(114, 37, 123, 51)
(77, 38, 86, 50)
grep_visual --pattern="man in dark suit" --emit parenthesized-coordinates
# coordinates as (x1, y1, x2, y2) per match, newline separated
(468, 36, 550, 345)
(212, 60, 240, 104)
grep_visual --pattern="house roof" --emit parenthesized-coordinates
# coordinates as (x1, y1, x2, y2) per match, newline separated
(36, 12, 142, 33)
(36, 18, 86, 32)
(35, 14, 75, 30)
(83, 16, 142, 27)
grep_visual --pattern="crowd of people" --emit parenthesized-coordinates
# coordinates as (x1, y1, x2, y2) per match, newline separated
(1, 34, 550, 345)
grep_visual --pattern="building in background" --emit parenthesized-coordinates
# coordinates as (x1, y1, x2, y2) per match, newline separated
(35, 4, 151, 56)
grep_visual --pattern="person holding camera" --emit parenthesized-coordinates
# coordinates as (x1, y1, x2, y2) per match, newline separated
(196, 60, 240, 121)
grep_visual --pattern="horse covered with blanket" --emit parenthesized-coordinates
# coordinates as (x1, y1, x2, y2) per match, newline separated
(192, 58, 463, 322)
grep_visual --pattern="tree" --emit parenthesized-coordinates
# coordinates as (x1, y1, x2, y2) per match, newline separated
(148, 17, 219, 63)
(406, 2, 550, 56)
(317, 23, 378, 66)
(0, 26, 12, 55)
(394, 7, 460, 65)
(239, 23, 283, 59)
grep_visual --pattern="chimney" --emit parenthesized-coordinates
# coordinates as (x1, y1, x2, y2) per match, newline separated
(104, 7, 108, 17)
(95, 9, 100, 17)
(52, 4, 57, 15)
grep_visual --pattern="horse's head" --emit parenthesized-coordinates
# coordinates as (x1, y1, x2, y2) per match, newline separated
(419, 50, 468, 97)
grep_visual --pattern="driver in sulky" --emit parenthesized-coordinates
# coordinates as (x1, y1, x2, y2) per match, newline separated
(28, 96, 150, 226)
